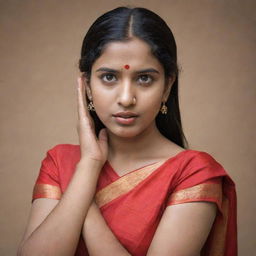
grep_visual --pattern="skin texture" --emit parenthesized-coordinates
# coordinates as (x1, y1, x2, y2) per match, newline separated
(18, 37, 217, 256)
(87, 37, 172, 139)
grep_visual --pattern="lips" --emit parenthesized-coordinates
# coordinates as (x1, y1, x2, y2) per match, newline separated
(113, 112, 138, 125)
(113, 111, 138, 118)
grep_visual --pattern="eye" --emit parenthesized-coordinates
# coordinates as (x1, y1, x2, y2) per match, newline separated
(100, 73, 117, 83)
(138, 74, 154, 85)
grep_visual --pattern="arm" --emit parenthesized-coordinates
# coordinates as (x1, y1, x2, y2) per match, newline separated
(83, 202, 131, 256)
(18, 77, 109, 255)
(146, 202, 217, 256)
(82, 202, 216, 256)
(18, 159, 102, 256)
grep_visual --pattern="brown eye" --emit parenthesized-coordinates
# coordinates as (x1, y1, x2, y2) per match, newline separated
(101, 73, 117, 83)
(138, 74, 153, 84)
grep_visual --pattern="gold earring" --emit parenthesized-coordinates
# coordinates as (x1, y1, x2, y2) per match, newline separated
(160, 102, 168, 114)
(87, 101, 95, 111)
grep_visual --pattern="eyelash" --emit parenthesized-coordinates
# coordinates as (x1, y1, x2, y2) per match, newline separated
(100, 73, 117, 83)
(138, 75, 154, 85)
(99, 73, 155, 85)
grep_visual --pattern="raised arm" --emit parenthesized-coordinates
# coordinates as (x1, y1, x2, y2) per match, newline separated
(17, 77, 109, 255)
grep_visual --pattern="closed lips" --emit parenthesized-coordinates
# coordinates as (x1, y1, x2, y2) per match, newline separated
(113, 112, 138, 118)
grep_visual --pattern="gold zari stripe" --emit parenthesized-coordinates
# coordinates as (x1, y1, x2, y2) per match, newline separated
(33, 183, 62, 200)
(96, 161, 165, 208)
(168, 183, 222, 205)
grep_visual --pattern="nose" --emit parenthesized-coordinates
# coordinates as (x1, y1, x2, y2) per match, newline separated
(117, 81, 136, 107)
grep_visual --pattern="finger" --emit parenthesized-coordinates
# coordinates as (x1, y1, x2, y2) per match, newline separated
(77, 77, 89, 121)
(98, 128, 108, 161)
(98, 128, 108, 142)
(76, 77, 95, 133)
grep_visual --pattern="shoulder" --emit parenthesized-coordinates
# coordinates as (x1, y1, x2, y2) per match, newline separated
(180, 149, 219, 166)
(35, 144, 81, 193)
(43, 144, 81, 166)
(174, 149, 227, 184)
(159, 141, 217, 166)
(46, 143, 80, 156)
(163, 148, 218, 168)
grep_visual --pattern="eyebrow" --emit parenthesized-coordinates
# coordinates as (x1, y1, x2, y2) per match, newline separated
(95, 67, 160, 74)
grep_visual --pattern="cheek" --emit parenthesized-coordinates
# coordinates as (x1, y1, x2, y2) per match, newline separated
(93, 96, 108, 115)
(146, 100, 162, 117)
(138, 94, 163, 123)
(90, 82, 109, 108)
(90, 88, 113, 120)
(142, 90, 163, 110)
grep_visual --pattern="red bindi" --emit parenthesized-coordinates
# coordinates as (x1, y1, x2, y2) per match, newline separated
(124, 64, 130, 69)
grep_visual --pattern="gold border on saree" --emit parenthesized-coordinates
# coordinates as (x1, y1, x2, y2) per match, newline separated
(96, 160, 166, 208)
(32, 183, 62, 201)
(168, 183, 222, 206)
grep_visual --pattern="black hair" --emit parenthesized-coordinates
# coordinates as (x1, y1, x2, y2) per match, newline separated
(79, 6, 188, 148)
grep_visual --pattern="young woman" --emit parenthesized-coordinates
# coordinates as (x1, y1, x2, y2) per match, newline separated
(18, 7, 237, 256)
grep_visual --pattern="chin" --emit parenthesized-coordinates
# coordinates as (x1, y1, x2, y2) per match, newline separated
(107, 126, 144, 139)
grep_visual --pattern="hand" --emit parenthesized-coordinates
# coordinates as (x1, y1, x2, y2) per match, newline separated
(76, 76, 108, 165)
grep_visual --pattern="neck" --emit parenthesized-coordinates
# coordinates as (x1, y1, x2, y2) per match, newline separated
(107, 122, 167, 161)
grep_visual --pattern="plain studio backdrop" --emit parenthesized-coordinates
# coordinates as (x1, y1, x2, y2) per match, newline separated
(0, 0, 255, 255)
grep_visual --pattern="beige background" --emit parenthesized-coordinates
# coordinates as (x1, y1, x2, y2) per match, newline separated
(1, 0, 255, 255)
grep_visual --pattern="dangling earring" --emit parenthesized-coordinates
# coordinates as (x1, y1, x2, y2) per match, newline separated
(160, 102, 168, 114)
(87, 101, 95, 111)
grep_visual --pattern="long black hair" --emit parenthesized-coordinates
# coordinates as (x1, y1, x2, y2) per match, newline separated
(79, 6, 188, 148)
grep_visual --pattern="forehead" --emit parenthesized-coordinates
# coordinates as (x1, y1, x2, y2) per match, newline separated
(92, 37, 163, 71)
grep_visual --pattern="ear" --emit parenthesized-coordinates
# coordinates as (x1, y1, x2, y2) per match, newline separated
(162, 75, 176, 102)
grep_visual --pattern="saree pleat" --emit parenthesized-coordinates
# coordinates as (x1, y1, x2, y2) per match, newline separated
(205, 196, 229, 256)
(201, 176, 237, 256)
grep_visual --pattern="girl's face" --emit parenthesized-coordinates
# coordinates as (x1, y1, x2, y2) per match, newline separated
(86, 37, 174, 138)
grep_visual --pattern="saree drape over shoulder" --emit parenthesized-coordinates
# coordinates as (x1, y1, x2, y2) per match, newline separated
(32, 144, 237, 256)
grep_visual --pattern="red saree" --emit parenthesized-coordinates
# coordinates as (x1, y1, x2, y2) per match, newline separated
(32, 144, 237, 256)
